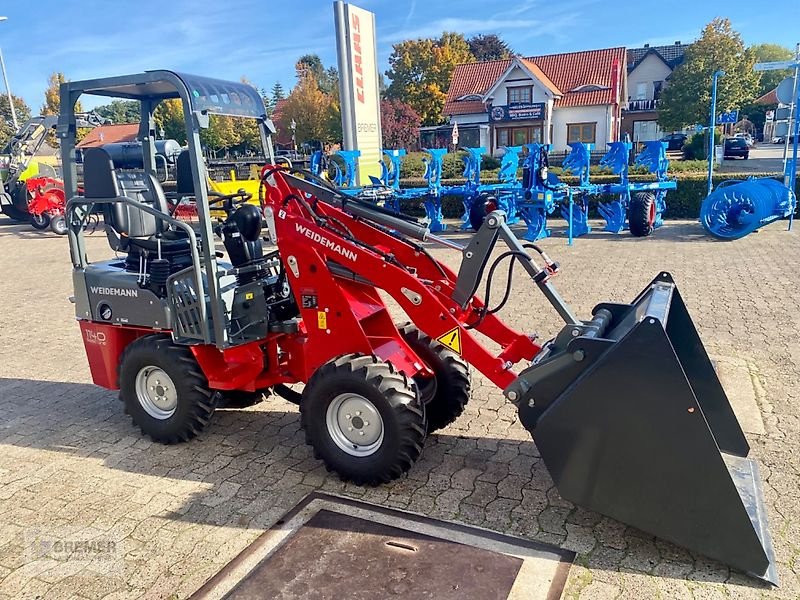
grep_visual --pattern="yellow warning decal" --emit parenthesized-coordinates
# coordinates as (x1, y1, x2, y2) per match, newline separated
(317, 311, 327, 329)
(436, 327, 462, 355)
(245, 292, 254, 301)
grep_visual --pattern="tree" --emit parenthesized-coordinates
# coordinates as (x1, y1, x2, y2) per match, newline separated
(380, 99, 421, 149)
(42, 72, 83, 116)
(201, 115, 239, 157)
(271, 81, 285, 102)
(94, 100, 140, 124)
(658, 19, 760, 131)
(280, 73, 339, 144)
(154, 99, 186, 145)
(0, 95, 32, 150)
(468, 34, 512, 62)
(751, 43, 795, 96)
(41, 72, 86, 145)
(386, 32, 474, 125)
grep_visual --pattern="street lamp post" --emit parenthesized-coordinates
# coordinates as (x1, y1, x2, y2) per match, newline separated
(707, 70, 726, 197)
(0, 16, 17, 131)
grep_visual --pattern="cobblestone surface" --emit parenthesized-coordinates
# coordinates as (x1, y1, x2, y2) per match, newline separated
(0, 217, 798, 599)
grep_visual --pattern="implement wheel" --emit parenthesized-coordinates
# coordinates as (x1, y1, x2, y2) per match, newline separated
(118, 334, 219, 443)
(301, 353, 426, 485)
(628, 192, 656, 237)
(398, 322, 471, 433)
(30, 213, 50, 230)
(50, 214, 67, 235)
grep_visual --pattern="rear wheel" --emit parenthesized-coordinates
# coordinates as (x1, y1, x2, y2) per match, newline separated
(118, 334, 218, 443)
(628, 192, 656, 237)
(30, 213, 50, 230)
(50, 214, 67, 235)
(398, 322, 471, 433)
(301, 353, 426, 485)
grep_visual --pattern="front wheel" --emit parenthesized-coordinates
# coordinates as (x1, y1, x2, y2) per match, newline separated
(118, 334, 219, 443)
(30, 213, 50, 230)
(398, 322, 471, 433)
(301, 354, 427, 485)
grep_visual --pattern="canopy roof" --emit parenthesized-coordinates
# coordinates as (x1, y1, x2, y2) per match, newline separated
(64, 70, 266, 119)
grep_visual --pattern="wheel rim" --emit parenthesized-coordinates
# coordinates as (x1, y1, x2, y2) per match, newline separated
(325, 393, 384, 457)
(31, 214, 48, 227)
(135, 366, 178, 420)
(53, 217, 66, 234)
(648, 201, 656, 226)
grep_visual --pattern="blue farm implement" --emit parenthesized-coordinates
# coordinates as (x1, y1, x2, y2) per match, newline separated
(311, 141, 677, 243)
(700, 178, 796, 240)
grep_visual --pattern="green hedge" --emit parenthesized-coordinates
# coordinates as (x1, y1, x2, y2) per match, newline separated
(398, 173, 799, 220)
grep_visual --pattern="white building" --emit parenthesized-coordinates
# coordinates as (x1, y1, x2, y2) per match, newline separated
(426, 47, 627, 154)
(621, 42, 689, 142)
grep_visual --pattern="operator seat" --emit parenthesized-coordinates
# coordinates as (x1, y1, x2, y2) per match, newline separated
(82, 147, 192, 273)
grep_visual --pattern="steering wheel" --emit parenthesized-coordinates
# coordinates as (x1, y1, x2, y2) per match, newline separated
(207, 189, 253, 215)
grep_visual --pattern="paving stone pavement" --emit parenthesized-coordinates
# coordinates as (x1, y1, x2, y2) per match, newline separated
(0, 216, 798, 599)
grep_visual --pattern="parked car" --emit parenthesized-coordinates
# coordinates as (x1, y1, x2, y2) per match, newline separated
(724, 137, 750, 159)
(771, 135, 786, 144)
(660, 133, 688, 151)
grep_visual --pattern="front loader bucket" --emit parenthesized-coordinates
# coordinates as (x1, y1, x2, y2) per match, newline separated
(510, 272, 778, 584)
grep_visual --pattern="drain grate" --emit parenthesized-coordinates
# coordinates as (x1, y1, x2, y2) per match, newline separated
(192, 492, 574, 600)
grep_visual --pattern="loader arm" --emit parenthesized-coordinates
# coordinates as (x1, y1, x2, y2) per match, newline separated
(262, 169, 542, 388)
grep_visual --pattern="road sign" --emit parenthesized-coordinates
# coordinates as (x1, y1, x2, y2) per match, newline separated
(754, 60, 799, 71)
(776, 107, 791, 121)
(451, 121, 459, 146)
(776, 77, 797, 105)
(694, 124, 704, 133)
(716, 110, 738, 124)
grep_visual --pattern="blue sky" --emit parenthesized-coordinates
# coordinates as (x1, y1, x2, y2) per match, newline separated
(1, 0, 797, 110)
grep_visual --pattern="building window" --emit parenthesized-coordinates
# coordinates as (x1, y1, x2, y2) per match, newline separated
(653, 81, 664, 100)
(507, 86, 532, 104)
(632, 120, 663, 142)
(635, 82, 647, 100)
(567, 123, 596, 144)
(496, 126, 542, 149)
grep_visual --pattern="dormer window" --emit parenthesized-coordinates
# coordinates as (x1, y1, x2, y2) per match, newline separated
(457, 94, 483, 101)
(508, 86, 532, 104)
(570, 84, 609, 93)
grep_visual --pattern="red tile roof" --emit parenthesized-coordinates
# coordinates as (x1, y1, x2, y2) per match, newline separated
(755, 88, 778, 106)
(77, 123, 139, 148)
(444, 47, 626, 116)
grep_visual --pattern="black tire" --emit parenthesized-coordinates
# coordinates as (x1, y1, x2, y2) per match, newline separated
(50, 214, 67, 235)
(219, 390, 264, 409)
(1, 194, 29, 222)
(30, 213, 50, 230)
(301, 353, 426, 485)
(398, 322, 471, 433)
(628, 192, 656, 237)
(118, 334, 218, 443)
(468, 192, 497, 231)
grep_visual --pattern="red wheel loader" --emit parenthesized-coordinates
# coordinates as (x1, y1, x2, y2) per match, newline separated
(59, 71, 777, 584)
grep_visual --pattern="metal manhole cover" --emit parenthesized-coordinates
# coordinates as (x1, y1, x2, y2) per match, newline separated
(192, 492, 574, 600)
